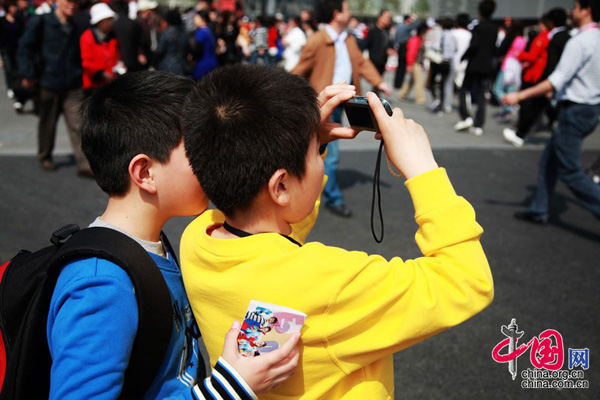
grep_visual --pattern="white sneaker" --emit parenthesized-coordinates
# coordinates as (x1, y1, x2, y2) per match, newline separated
(7, 89, 14, 99)
(454, 117, 473, 131)
(470, 127, 483, 136)
(13, 102, 23, 113)
(503, 128, 524, 147)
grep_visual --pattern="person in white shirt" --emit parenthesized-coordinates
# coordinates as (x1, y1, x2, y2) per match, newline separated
(444, 13, 472, 113)
(282, 16, 306, 71)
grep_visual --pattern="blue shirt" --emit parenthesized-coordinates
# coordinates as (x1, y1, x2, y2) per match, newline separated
(47, 253, 199, 400)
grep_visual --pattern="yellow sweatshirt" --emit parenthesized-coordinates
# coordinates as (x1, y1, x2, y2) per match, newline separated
(180, 168, 493, 399)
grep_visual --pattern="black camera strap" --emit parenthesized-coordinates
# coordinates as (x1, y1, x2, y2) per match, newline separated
(371, 141, 385, 243)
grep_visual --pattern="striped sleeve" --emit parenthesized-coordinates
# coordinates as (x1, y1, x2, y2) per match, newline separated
(191, 358, 258, 400)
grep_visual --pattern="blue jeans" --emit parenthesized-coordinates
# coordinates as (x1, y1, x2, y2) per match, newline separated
(492, 71, 517, 115)
(529, 102, 600, 218)
(323, 106, 344, 207)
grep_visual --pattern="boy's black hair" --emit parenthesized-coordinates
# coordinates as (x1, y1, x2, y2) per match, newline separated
(546, 8, 567, 27)
(577, 0, 600, 22)
(82, 71, 193, 196)
(456, 13, 470, 28)
(317, 0, 343, 24)
(182, 64, 320, 217)
(478, 0, 496, 19)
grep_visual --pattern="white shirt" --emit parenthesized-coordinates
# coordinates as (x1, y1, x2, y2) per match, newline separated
(549, 24, 600, 105)
(452, 28, 472, 69)
(324, 24, 352, 85)
(283, 27, 307, 71)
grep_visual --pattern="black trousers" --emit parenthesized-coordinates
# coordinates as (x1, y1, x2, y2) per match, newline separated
(516, 81, 556, 139)
(394, 43, 407, 89)
(459, 72, 489, 128)
(428, 62, 450, 108)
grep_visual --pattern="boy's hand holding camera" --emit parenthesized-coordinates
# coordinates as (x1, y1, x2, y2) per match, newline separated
(318, 82, 359, 144)
(367, 92, 438, 180)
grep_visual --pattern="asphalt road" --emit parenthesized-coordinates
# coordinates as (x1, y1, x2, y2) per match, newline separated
(1, 76, 599, 399)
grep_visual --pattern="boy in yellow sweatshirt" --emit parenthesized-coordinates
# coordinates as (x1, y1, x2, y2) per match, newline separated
(180, 64, 494, 399)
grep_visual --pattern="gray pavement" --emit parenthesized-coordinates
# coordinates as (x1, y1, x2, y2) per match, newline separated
(1, 74, 600, 400)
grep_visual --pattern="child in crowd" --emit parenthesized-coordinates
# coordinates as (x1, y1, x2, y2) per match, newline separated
(49, 70, 300, 400)
(180, 64, 494, 399)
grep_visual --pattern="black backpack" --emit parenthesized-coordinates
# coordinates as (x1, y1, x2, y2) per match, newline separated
(0, 225, 176, 399)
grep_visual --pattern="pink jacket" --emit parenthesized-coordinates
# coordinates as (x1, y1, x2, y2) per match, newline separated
(501, 36, 526, 71)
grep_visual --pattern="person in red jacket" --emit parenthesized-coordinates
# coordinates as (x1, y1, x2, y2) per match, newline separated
(397, 23, 427, 105)
(80, 3, 123, 94)
(502, 17, 550, 146)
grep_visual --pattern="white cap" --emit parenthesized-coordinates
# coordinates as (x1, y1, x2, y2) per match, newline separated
(137, 0, 158, 11)
(90, 3, 116, 25)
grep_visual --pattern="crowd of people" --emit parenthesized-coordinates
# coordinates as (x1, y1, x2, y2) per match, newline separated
(0, 0, 599, 206)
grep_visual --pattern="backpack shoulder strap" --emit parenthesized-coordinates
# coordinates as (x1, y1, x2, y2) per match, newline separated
(52, 228, 174, 400)
(1, 227, 173, 400)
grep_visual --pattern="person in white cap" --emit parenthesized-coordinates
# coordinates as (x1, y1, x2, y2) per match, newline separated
(80, 3, 123, 94)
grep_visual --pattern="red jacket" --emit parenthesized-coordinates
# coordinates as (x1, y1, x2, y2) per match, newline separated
(517, 30, 549, 84)
(406, 35, 422, 67)
(80, 28, 121, 90)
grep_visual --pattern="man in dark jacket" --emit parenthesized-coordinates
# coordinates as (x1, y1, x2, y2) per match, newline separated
(362, 9, 393, 87)
(112, 0, 147, 72)
(454, 0, 497, 136)
(17, 0, 92, 175)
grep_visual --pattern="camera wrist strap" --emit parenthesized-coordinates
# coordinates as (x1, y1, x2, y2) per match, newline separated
(370, 141, 385, 243)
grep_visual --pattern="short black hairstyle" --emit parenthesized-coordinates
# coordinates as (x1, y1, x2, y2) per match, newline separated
(576, 0, 600, 22)
(546, 8, 567, 27)
(456, 13, 470, 28)
(478, 0, 496, 19)
(182, 64, 320, 217)
(82, 71, 193, 196)
(316, 0, 343, 24)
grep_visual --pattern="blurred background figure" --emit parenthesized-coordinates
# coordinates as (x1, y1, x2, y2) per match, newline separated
(282, 15, 305, 71)
(137, 0, 158, 69)
(0, 0, 25, 111)
(249, 16, 269, 65)
(427, 17, 456, 115)
(154, 7, 189, 75)
(393, 13, 420, 96)
(397, 23, 427, 105)
(361, 9, 394, 95)
(444, 12, 471, 113)
(454, 0, 497, 137)
(215, 11, 241, 66)
(80, 3, 122, 95)
(191, 9, 217, 79)
(17, 0, 92, 176)
(503, 8, 570, 147)
(492, 21, 525, 123)
(112, 0, 147, 72)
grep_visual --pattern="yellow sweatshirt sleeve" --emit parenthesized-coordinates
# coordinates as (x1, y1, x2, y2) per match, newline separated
(323, 168, 493, 373)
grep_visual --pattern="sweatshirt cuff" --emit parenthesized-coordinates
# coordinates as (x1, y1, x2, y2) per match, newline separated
(210, 357, 258, 399)
(404, 168, 456, 215)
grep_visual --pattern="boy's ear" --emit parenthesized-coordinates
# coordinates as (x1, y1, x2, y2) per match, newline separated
(129, 154, 158, 195)
(267, 169, 291, 207)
